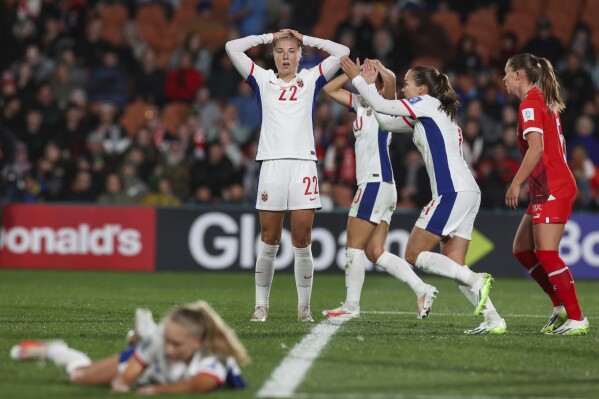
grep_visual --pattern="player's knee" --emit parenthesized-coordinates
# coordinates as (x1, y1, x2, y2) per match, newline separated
(291, 235, 311, 248)
(261, 234, 281, 246)
(404, 249, 420, 266)
(365, 245, 384, 263)
(69, 369, 85, 384)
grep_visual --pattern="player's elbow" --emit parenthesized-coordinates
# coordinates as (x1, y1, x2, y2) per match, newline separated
(224, 41, 235, 56)
(340, 45, 350, 56)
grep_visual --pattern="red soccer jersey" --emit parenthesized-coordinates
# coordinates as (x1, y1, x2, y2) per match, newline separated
(516, 87, 577, 204)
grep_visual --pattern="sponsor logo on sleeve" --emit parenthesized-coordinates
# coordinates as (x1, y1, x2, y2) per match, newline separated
(522, 108, 534, 122)
(407, 96, 423, 104)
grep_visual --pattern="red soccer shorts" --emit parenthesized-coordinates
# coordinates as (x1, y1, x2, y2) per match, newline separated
(525, 196, 575, 225)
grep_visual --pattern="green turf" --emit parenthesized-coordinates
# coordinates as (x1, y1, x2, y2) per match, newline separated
(0, 269, 598, 398)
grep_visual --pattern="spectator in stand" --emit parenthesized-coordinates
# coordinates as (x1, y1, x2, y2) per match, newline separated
(229, 81, 260, 133)
(480, 83, 503, 123)
(52, 104, 89, 162)
(18, 108, 49, 167)
(90, 102, 131, 158)
(336, 2, 374, 61)
(57, 48, 87, 88)
(461, 99, 501, 143)
(97, 173, 135, 205)
(567, 115, 599, 165)
(153, 139, 191, 199)
(522, 17, 563, 66)
(395, 149, 430, 209)
(490, 32, 518, 72)
(35, 83, 62, 129)
(141, 177, 181, 207)
(165, 51, 205, 103)
(372, 29, 398, 73)
(63, 169, 97, 202)
(567, 23, 595, 70)
(446, 34, 484, 76)
(36, 142, 68, 201)
(190, 141, 237, 202)
(229, 0, 267, 37)
(14, 61, 37, 105)
(21, 43, 55, 85)
(1, 97, 24, 134)
(170, 31, 213, 80)
(134, 48, 166, 106)
(477, 143, 520, 209)
(461, 117, 485, 175)
(86, 49, 128, 108)
(120, 161, 150, 201)
(401, 4, 452, 64)
(20, 174, 46, 203)
(217, 128, 244, 170)
(193, 87, 222, 134)
(207, 50, 242, 101)
(80, 132, 109, 195)
(49, 63, 78, 109)
(323, 126, 356, 185)
(217, 103, 251, 145)
(40, 14, 69, 59)
(569, 145, 596, 209)
(500, 125, 521, 160)
(559, 52, 595, 133)
(73, 18, 109, 68)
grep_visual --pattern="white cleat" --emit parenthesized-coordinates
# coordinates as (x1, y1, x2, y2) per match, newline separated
(250, 306, 268, 322)
(546, 317, 589, 336)
(464, 319, 507, 335)
(10, 340, 66, 361)
(540, 306, 567, 333)
(135, 308, 157, 340)
(298, 305, 315, 323)
(322, 302, 360, 318)
(417, 285, 438, 319)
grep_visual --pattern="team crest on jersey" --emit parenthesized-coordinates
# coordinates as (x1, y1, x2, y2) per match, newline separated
(261, 190, 269, 202)
(407, 96, 423, 104)
(297, 78, 304, 88)
(522, 108, 535, 122)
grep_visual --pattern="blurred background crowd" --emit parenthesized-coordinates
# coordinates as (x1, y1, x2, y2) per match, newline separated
(2, 0, 599, 211)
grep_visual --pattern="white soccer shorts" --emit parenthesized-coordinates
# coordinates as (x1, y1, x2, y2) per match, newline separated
(255, 159, 321, 211)
(348, 181, 397, 224)
(415, 191, 480, 240)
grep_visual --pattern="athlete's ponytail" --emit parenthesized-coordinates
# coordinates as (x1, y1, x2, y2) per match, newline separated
(167, 301, 250, 365)
(507, 53, 565, 113)
(411, 66, 460, 121)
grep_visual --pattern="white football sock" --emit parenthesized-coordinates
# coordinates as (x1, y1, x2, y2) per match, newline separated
(415, 251, 479, 285)
(377, 251, 427, 296)
(255, 241, 278, 307)
(47, 342, 92, 376)
(294, 245, 314, 309)
(344, 247, 365, 305)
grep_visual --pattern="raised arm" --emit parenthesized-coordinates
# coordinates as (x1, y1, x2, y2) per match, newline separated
(371, 59, 396, 100)
(288, 30, 349, 80)
(375, 113, 414, 133)
(225, 34, 273, 79)
(323, 73, 352, 107)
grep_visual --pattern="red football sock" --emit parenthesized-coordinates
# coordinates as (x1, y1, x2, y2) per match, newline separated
(535, 250, 582, 320)
(514, 250, 561, 307)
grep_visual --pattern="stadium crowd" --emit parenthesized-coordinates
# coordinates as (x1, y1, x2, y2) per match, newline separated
(2, 0, 599, 210)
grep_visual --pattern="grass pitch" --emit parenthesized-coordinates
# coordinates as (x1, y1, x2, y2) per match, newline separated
(0, 269, 598, 399)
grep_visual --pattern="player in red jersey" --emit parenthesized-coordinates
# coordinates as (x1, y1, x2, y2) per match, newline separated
(503, 53, 589, 335)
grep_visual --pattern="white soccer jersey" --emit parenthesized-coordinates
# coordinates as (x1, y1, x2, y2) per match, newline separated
(226, 34, 349, 161)
(352, 76, 480, 197)
(349, 92, 394, 185)
(133, 325, 229, 386)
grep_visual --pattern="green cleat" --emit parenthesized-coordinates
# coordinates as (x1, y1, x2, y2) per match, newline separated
(464, 319, 507, 335)
(546, 317, 589, 336)
(472, 273, 494, 316)
(540, 306, 567, 333)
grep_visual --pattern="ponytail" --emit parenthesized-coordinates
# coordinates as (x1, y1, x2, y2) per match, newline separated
(507, 53, 565, 113)
(411, 66, 460, 121)
(168, 301, 250, 365)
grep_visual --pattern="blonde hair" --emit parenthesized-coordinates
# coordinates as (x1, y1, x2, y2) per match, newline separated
(272, 33, 302, 56)
(507, 53, 565, 113)
(167, 301, 250, 365)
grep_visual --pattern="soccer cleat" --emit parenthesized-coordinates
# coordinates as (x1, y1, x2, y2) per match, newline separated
(546, 317, 589, 336)
(135, 308, 157, 340)
(471, 273, 494, 316)
(9, 340, 66, 361)
(298, 305, 315, 323)
(540, 306, 567, 333)
(322, 302, 360, 318)
(250, 306, 268, 322)
(464, 319, 507, 335)
(417, 285, 438, 319)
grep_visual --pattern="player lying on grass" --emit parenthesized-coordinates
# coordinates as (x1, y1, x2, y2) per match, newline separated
(10, 301, 249, 394)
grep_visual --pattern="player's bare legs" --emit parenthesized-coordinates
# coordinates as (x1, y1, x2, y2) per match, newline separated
(290, 209, 316, 322)
(251, 211, 285, 322)
(70, 355, 120, 385)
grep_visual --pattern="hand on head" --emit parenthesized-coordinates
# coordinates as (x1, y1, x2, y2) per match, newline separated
(274, 29, 303, 41)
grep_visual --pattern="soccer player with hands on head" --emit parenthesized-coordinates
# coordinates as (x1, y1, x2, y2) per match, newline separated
(321, 58, 438, 320)
(11, 301, 249, 394)
(503, 53, 589, 335)
(339, 56, 506, 334)
(226, 28, 349, 323)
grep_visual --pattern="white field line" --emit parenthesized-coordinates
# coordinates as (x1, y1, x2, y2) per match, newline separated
(364, 310, 551, 318)
(256, 316, 351, 399)
(292, 394, 577, 399)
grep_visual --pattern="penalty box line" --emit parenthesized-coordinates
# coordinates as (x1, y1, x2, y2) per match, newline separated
(257, 316, 351, 398)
